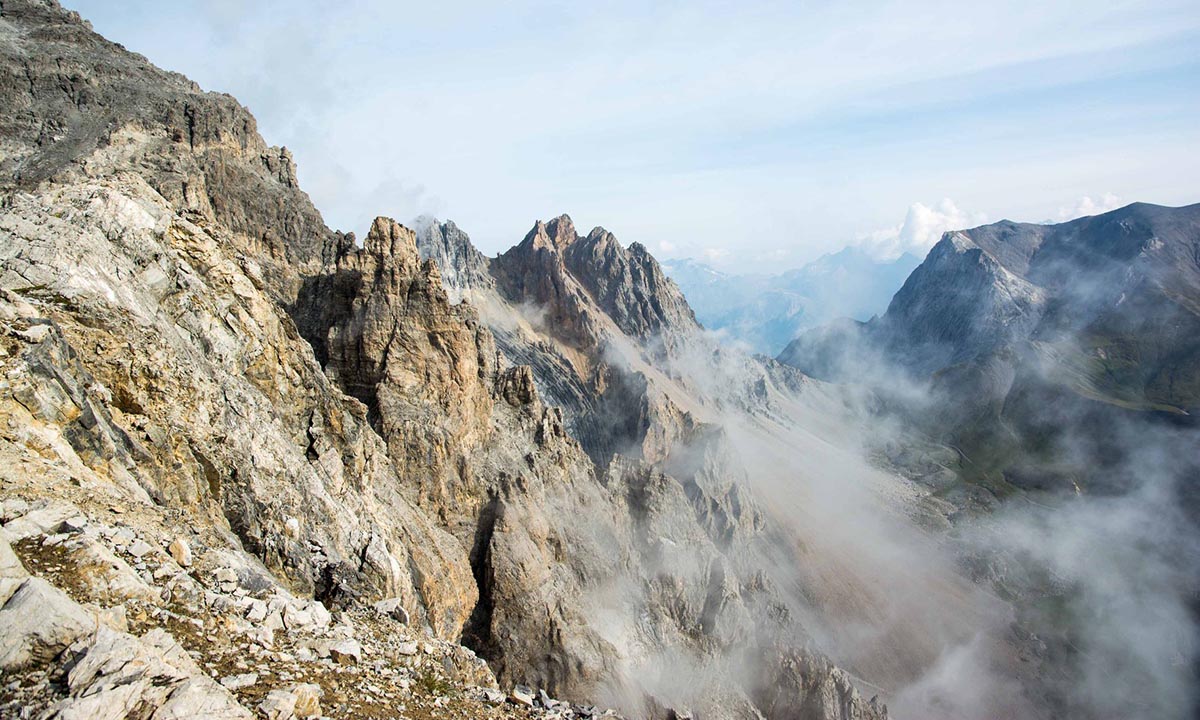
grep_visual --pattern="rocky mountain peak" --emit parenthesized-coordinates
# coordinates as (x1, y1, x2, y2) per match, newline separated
(563, 228, 700, 342)
(364, 216, 422, 272)
(521, 213, 579, 253)
(415, 217, 495, 303)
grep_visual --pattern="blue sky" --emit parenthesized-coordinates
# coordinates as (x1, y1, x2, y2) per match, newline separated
(66, 0, 1200, 271)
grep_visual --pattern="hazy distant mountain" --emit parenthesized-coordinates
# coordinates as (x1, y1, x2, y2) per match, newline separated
(663, 248, 921, 355)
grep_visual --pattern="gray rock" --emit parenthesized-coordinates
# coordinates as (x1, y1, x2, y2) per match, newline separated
(244, 600, 268, 624)
(282, 603, 312, 629)
(150, 677, 254, 719)
(372, 597, 409, 624)
(0, 530, 28, 585)
(0, 577, 93, 670)
(0, 499, 29, 523)
(61, 515, 89, 533)
(15, 324, 51, 343)
(127, 539, 154, 558)
(213, 568, 238, 593)
(110, 528, 135, 548)
(510, 685, 536, 707)
(2, 502, 81, 540)
(219, 673, 258, 690)
(329, 639, 362, 665)
(308, 601, 331, 629)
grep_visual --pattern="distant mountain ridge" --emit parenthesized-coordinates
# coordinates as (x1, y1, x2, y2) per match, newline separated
(663, 248, 921, 355)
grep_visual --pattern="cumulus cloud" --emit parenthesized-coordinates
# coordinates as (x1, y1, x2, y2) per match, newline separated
(858, 199, 987, 261)
(1057, 192, 1122, 221)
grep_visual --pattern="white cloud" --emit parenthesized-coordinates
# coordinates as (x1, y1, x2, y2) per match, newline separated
(858, 199, 987, 261)
(702, 247, 730, 263)
(1058, 192, 1122, 221)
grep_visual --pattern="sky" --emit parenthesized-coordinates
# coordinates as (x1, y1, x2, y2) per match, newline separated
(65, 0, 1200, 272)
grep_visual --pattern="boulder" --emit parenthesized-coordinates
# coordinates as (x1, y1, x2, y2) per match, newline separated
(2, 502, 81, 540)
(258, 689, 296, 720)
(0, 530, 27, 579)
(510, 685, 536, 707)
(372, 597, 409, 624)
(151, 677, 253, 719)
(0, 577, 94, 670)
(127, 539, 154, 558)
(49, 627, 252, 720)
(308, 600, 331, 629)
(329, 639, 362, 665)
(245, 599, 268, 623)
(167, 538, 192, 567)
(219, 673, 258, 690)
(0, 499, 29, 523)
(282, 603, 313, 629)
(62, 515, 89, 533)
(291, 683, 323, 718)
(213, 568, 239, 593)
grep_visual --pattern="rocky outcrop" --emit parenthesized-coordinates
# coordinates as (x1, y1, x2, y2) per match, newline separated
(295, 216, 499, 541)
(490, 215, 699, 355)
(0, 0, 334, 291)
(0, 178, 476, 635)
(0, 495, 570, 720)
(561, 228, 700, 346)
(418, 214, 701, 467)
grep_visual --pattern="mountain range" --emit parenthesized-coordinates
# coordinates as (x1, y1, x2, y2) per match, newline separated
(779, 202, 1200, 494)
(0, 2, 1195, 720)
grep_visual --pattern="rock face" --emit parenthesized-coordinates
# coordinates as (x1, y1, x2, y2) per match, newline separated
(491, 215, 699, 352)
(779, 203, 1200, 494)
(415, 218, 497, 304)
(0, 0, 332, 284)
(0, 2, 895, 720)
(418, 213, 703, 467)
(305, 216, 886, 718)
